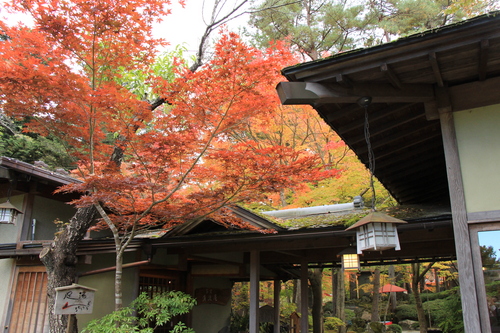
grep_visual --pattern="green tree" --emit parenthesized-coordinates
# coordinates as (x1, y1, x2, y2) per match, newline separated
(247, 0, 500, 59)
(0, 116, 74, 169)
(248, 0, 367, 60)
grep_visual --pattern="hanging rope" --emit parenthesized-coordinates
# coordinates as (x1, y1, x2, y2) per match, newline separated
(360, 97, 376, 211)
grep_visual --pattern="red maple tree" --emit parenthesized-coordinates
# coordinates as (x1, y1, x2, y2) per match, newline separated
(1, 1, 335, 328)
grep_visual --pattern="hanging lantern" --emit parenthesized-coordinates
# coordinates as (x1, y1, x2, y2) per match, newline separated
(346, 212, 406, 254)
(337, 247, 360, 271)
(0, 200, 22, 224)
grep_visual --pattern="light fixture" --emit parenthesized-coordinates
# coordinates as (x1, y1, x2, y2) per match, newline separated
(346, 212, 406, 253)
(338, 246, 360, 271)
(346, 96, 406, 254)
(0, 200, 22, 224)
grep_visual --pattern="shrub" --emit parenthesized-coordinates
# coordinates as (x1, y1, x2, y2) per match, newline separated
(386, 323, 402, 333)
(434, 289, 464, 333)
(324, 316, 345, 331)
(82, 291, 196, 333)
(394, 304, 418, 321)
(345, 309, 356, 323)
(369, 322, 385, 333)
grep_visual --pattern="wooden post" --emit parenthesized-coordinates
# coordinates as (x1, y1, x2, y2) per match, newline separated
(300, 259, 308, 333)
(274, 279, 281, 333)
(65, 314, 74, 333)
(249, 250, 260, 333)
(439, 108, 482, 332)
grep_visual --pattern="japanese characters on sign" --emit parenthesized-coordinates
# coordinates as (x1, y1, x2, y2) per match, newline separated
(194, 287, 231, 306)
(54, 284, 96, 315)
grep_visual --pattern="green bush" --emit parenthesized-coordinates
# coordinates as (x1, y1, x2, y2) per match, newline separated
(394, 304, 418, 321)
(386, 323, 402, 333)
(434, 289, 464, 333)
(324, 316, 345, 331)
(230, 312, 248, 333)
(82, 291, 196, 333)
(369, 322, 385, 333)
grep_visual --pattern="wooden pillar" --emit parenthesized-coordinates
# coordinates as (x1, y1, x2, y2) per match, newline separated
(300, 259, 308, 333)
(274, 279, 281, 333)
(249, 250, 260, 333)
(439, 106, 482, 332)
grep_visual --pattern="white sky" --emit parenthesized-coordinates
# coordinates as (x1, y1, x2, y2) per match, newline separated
(153, 0, 251, 53)
(0, 0, 251, 54)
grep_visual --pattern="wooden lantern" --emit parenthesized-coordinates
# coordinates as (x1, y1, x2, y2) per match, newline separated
(0, 200, 22, 224)
(346, 212, 406, 254)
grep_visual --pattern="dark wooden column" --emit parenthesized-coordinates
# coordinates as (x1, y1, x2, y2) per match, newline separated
(300, 259, 308, 333)
(274, 279, 280, 333)
(249, 250, 260, 333)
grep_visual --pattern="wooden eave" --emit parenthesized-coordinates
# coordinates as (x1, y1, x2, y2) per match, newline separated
(0, 157, 77, 187)
(0, 215, 455, 280)
(277, 11, 500, 205)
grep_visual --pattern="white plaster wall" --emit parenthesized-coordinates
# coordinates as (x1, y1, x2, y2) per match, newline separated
(0, 259, 15, 330)
(454, 104, 500, 213)
(191, 276, 232, 333)
(76, 252, 138, 330)
(31, 196, 76, 240)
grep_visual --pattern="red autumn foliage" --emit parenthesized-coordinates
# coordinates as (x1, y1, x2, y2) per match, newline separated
(1, 4, 336, 233)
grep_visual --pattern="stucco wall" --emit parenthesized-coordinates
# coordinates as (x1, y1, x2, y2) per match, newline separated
(0, 259, 15, 330)
(76, 252, 138, 330)
(192, 277, 232, 333)
(191, 276, 232, 333)
(31, 196, 76, 240)
(454, 104, 500, 213)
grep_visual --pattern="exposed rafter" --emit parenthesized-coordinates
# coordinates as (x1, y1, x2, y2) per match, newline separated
(381, 63, 402, 89)
(276, 82, 434, 105)
(479, 39, 489, 81)
(429, 52, 444, 87)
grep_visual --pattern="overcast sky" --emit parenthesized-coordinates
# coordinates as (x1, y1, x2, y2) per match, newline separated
(154, 0, 251, 53)
(0, 0, 252, 54)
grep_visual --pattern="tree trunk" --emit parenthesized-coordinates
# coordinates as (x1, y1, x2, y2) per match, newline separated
(412, 264, 427, 333)
(308, 268, 323, 333)
(115, 251, 123, 310)
(434, 268, 441, 293)
(332, 269, 338, 318)
(371, 268, 380, 323)
(294, 279, 300, 313)
(389, 265, 397, 312)
(334, 269, 346, 333)
(411, 262, 435, 333)
(39, 205, 98, 333)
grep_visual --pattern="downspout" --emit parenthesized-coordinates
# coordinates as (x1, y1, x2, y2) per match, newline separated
(77, 258, 151, 279)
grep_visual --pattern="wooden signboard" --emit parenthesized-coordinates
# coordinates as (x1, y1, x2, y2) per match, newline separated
(54, 284, 96, 315)
(194, 288, 231, 306)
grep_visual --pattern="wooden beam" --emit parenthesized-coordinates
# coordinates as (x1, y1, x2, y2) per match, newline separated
(479, 39, 489, 81)
(335, 74, 353, 88)
(429, 52, 444, 87)
(348, 111, 425, 145)
(276, 82, 434, 105)
(355, 121, 437, 155)
(424, 100, 440, 120)
(336, 103, 413, 134)
(449, 75, 500, 112)
(380, 63, 402, 89)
